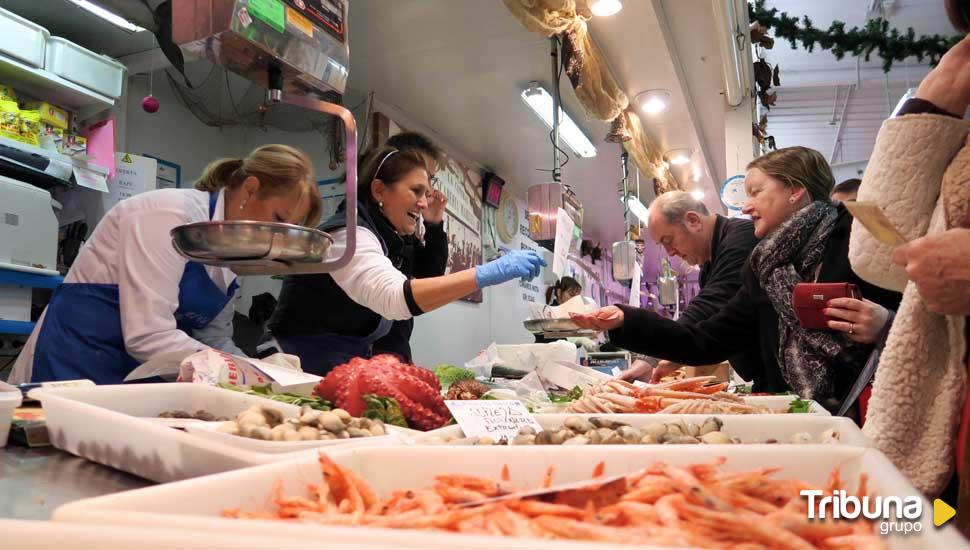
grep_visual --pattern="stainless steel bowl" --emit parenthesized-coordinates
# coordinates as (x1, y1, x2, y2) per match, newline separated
(171, 221, 333, 267)
(524, 319, 546, 333)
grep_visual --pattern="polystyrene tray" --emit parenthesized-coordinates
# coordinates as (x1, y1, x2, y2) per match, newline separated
(53, 446, 967, 549)
(0, 380, 23, 447)
(184, 421, 398, 454)
(744, 395, 831, 415)
(413, 413, 870, 446)
(44, 37, 125, 98)
(0, 519, 406, 550)
(0, 6, 49, 67)
(30, 383, 399, 482)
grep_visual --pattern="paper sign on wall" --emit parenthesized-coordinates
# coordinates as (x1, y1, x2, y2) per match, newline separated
(551, 207, 574, 278)
(445, 400, 544, 441)
(103, 153, 157, 211)
(628, 262, 642, 307)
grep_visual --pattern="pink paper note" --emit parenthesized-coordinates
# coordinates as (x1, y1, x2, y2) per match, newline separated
(82, 118, 116, 178)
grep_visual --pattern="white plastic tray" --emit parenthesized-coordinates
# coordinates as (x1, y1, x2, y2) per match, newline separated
(0, 6, 49, 67)
(0, 380, 23, 447)
(183, 421, 398, 454)
(413, 413, 870, 446)
(44, 37, 125, 98)
(744, 395, 831, 415)
(53, 445, 967, 549)
(0, 519, 407, 550)
(30, 383, 399, 482)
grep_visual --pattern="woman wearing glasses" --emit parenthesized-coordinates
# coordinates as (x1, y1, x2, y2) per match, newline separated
(266, 133, 545, 375)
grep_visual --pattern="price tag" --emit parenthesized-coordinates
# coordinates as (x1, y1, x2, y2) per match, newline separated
(445, 400, 544, 441)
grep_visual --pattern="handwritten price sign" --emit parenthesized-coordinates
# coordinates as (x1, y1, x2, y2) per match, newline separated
(445, 400, 544, 441)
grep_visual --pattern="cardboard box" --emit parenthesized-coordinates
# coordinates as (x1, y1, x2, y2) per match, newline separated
(23, 101, 69, 130)
(681, 362, 731, 382)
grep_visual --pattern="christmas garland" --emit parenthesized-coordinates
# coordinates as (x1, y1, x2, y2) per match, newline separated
(748, 0, 962, 72)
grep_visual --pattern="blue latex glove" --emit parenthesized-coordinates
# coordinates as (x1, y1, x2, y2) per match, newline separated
(475, 250, 546, 288)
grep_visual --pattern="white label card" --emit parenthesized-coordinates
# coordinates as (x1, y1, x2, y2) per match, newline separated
(445, 400, 544, 441)
(552, 207, 574, 278)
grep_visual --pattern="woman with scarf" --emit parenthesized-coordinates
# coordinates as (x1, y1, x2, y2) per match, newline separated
(571, 146, 902, 413)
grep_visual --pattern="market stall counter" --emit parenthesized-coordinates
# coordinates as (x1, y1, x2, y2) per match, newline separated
(0, 445, 151, 520)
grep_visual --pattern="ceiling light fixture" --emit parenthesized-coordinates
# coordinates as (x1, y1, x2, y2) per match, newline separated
(665, 148, 693, 166)
(591, 0, 624, 16)
(521, 83, 597, 158)
(68, 0, 146, 32)
(624, 194, 650, 224)
(635, 89, 671, 115)
(692, 166, 703, 181)
(690, 190, 705, 200)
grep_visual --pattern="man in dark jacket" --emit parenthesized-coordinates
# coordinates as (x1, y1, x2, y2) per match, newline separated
(617, 191, 763, 383)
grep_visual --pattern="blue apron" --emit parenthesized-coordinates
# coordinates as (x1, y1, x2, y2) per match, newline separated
(31, 193, 239, 384)
(273, 200, 392, 376)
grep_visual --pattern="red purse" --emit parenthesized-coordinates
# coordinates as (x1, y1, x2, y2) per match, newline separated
(792, 283, 862, 330)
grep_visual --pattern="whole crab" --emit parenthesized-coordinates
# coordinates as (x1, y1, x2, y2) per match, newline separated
(313, 355, 450, 431)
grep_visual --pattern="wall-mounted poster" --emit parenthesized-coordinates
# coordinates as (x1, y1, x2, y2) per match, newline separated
(437, 152, 484, 303)
(378, 111, 485, 304)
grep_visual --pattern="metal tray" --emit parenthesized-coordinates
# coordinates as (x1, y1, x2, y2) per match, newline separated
(523, 318, 596, 338)
(171, 221, 333, 268)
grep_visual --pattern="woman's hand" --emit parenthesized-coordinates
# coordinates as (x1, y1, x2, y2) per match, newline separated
(825, 298, 890, 343)
(422, 189, 447, 224)
(615, 359, 653, 382)
(569, 306, 624, 331)
(650, 360, 682, 384)
(915, 34, 970, 116)
(474, 250, 545, 288)
(891, 228, 970, 315)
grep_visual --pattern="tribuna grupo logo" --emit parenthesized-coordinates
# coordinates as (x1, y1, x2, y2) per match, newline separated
(801, 490, 924, 535)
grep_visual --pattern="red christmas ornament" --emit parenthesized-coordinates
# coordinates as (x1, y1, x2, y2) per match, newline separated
(141, 95, 160, 113)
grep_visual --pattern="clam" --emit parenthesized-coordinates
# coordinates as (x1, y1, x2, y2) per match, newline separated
(698, 417, 723, 436)
(563, 435, 590, 445)
(699, 431, 732, 445)
(564, 416, 594, 434)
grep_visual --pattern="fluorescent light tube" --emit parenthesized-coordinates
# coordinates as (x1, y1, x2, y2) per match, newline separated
(591, 0, 623, 17)
(522, 84, 597, 158)
(626, 194, 650, 224)
(68, 0, 146, 33)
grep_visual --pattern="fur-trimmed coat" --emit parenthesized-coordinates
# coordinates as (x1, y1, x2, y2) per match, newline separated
(849, 113, 970, 496)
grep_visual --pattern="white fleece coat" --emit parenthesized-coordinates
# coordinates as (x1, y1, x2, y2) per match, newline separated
(849, 113, 970, 496)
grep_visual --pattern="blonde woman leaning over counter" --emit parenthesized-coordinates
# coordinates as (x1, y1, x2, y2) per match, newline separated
(9, 144, 322, 385)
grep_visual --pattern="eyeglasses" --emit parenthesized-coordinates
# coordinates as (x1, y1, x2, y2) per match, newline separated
(428, 174, 440, 189)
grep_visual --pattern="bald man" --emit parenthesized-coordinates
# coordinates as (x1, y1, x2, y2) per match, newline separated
(617, 191, 763, 383)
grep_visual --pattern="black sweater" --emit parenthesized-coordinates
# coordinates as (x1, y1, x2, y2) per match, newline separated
(269, 203, 448, 361)
(609, 205, 902, 396)
(677, 215, 763, 379)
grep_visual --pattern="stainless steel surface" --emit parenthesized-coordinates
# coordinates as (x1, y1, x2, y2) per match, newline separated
(524, 318, 595, 338)
(173, 0, 349, 97)
(170, 220, 333, 268)
(523, 319, 545, 333)
(229, 92, 358, 276)
(0, 446, 151, 520)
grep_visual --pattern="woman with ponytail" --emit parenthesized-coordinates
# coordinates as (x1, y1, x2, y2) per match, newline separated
(545, 276, 582, 306)
(10, 144, 322, 384)
(265, 133, 545, 375)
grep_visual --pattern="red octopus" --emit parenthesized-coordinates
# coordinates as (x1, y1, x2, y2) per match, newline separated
(312, 355, 450, 431)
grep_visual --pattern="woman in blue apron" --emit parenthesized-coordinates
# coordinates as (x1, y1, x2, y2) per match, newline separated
(266, 142, 545, 376)
(9, 145, 322, 385)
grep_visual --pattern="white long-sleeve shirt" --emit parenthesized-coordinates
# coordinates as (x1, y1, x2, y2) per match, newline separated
(9, 188, 243, 384)
(327, 226, 414, 321)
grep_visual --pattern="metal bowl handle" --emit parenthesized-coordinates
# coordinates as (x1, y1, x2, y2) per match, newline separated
(231, 94, 357, 276)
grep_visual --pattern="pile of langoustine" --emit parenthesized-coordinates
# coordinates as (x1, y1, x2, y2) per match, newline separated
(223, 454, 884, 549)
(567, 376, 775, 415)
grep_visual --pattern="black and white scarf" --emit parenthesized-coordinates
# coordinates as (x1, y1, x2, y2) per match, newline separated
(747, 200, 867, 401)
